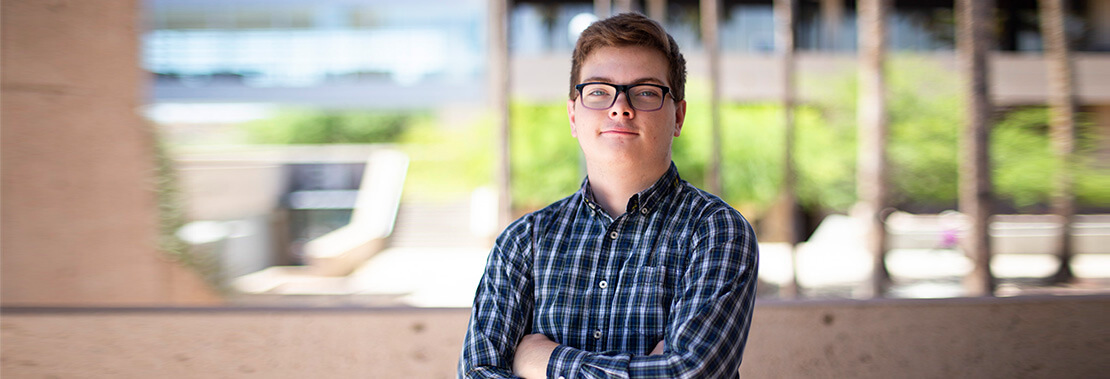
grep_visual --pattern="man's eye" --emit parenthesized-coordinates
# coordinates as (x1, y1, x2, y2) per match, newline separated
(635, 90, 661, 98)
(588, 90, 610, 96)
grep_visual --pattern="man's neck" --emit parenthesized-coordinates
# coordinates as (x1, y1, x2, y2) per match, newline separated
(586, 160, 670, 218)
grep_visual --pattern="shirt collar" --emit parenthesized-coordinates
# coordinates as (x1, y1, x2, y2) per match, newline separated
(581, 162, 681, 217)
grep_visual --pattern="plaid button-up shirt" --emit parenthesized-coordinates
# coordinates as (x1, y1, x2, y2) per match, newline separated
(459, 164, 759, 378)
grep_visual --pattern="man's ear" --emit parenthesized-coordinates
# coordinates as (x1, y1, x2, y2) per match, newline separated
(673, 99, 687, 137)
(567, 99, 578, 138)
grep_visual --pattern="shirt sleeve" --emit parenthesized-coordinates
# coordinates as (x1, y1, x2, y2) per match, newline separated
(545, 209, 759, 379)
(458, 218, 536, 379)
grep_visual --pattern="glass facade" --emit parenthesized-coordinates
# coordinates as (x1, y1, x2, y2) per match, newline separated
(143, 0, 1099, 107)
(144, 1, 485, 89)
(505, 1, 1093, 53)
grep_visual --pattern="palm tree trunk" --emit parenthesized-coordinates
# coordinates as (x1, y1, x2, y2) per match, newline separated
(701, 0, 723, 196)
(821, 0, 844, 51)
(775, 0, 800, 298)
(595, 0, 611, 18)
(1039, 0, 1077, 284)
(857, 0, 891, 298)
(648, 0, 667, 22)
(615, 0, 634, 14)
(957, 0, 996, 296)
(489, 0, 512, 228)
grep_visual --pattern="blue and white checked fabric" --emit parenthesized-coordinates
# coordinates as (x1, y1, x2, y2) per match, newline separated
(459, 163, 759, 378)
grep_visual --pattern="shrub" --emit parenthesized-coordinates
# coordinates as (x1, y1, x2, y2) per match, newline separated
(242, 109, 414, 144)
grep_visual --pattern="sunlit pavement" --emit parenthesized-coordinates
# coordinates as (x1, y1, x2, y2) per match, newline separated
(347, 247, 490, 308)
(346, 243, 1109, 308)
(273, 207, 1109, 307)
(757, 214, 1110, 299)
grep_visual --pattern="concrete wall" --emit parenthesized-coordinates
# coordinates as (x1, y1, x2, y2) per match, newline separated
(0, 0, 218, 305)
(513, 52, 1110, 106)
(2, 296, 1105, 378)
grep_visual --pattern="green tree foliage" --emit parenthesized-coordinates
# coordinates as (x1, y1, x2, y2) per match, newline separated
(992, 107, 1109, 210)
(810, 56, 1109, 212)
(242, 109, 414, 144)
(500, 56, 1108, 216)
(153, 134, 225, 293)
(509, 102, 585, 211)
(399, 116, 495, 200)
(809, 56, 966, 211)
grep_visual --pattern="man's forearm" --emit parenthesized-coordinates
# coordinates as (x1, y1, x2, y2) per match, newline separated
(513, 334, 559, 378)
(514, 335, 668, 378)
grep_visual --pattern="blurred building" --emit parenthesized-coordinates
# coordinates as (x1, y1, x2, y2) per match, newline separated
(140, 0, 1110, 176)
(140, 0, 1110, 295)
(144, 0, 486, 109)
(143, 0, 1110, 169)
(2, 3, 1106, 377)
(144, 0, 1110, 110)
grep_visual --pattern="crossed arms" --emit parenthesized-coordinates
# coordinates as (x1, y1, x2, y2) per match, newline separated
(459, 210, 758, 379)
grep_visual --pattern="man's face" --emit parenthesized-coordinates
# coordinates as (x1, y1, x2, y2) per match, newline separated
(568, 45, 686, 171)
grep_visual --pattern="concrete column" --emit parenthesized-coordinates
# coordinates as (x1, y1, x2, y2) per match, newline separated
(0, 0, 217, 305)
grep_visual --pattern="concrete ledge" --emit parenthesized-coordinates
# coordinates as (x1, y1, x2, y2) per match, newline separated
(3, 295, 1105, 378)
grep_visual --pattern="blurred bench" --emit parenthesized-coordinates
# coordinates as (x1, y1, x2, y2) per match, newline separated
(886, 212, 1110, 255)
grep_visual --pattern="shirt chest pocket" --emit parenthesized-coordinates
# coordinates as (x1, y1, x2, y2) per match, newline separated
(615, 266, 669, 341)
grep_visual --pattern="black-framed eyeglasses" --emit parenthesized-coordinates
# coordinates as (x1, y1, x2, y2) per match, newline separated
(574, 82, 672, 111)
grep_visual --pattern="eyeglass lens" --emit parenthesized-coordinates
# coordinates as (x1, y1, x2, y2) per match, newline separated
(580, 83, 666, 111)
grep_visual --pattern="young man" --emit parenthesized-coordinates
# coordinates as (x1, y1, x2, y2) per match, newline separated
(459, 12, 758, 378)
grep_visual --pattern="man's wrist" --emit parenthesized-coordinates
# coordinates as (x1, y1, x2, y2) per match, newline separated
(546, 343, 591, 379)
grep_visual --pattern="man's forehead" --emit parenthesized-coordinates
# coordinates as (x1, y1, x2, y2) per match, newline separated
(578, 46, 669, 85)
(580, 76, 666, 85)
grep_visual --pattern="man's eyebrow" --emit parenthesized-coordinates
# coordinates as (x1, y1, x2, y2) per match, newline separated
(581, 77, 667, 86)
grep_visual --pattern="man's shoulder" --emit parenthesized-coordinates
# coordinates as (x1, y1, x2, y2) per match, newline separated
(675, 181, 744, 218)
(498, 192, 581, 241)
(670, 181, 756, 238)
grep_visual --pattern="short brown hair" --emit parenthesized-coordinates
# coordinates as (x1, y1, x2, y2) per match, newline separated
(569, 12, 687, 102)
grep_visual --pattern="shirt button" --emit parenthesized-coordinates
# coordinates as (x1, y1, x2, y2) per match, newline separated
(558, 376, 566, 379)
(640, 207, 649, 215)
(599, 280, 608, 289)
(593, 330, 602, 339)
(609, 231, 618, 239)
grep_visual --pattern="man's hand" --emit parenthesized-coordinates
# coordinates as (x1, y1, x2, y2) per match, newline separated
(513, 333, 559, 378)
(650, 340, 665, 355)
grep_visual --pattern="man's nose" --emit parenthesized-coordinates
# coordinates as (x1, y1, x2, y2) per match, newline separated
(609, 92, 635, 118)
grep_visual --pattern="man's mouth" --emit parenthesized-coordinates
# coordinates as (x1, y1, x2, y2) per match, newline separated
(601, 127, 638, 136)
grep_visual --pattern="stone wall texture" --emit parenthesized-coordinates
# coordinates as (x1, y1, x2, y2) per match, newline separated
(1, 0, 218, 305)
(2, 296, 1106, 378)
